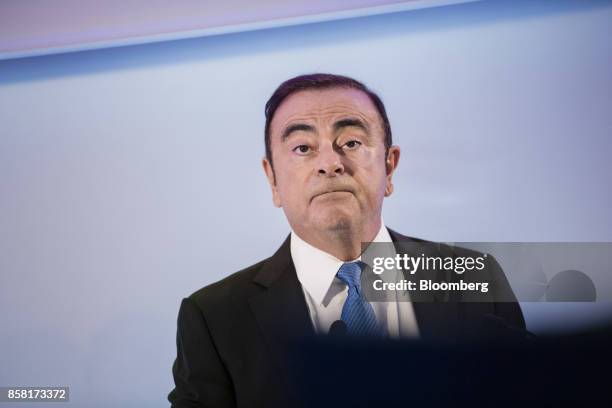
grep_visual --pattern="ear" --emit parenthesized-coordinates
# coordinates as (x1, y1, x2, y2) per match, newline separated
(384, 146, 400, 197)
(262, 157, 282, 207)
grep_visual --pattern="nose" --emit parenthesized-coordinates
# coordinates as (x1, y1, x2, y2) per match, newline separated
(317, 142, 344, 176)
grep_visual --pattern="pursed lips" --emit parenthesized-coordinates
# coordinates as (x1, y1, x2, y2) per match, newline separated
(310, 189, 354, 202)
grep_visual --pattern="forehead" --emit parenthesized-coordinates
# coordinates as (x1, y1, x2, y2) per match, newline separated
(270, 87, 382, 135)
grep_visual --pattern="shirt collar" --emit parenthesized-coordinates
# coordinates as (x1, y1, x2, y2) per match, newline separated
(290, 218, 392, 306)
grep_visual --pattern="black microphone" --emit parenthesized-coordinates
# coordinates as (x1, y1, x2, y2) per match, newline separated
(329, 320, 347, 338)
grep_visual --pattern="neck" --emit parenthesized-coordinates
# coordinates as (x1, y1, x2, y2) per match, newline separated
(295, 218, 382, 261)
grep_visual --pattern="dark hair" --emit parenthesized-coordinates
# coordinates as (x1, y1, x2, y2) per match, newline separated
(264, 73, 393, 170)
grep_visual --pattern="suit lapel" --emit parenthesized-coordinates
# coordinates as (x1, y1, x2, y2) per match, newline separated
(248, 234, 315, 376)
(387, 228, 461, 338)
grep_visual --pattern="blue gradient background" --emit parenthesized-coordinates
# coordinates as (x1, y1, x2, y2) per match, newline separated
(1, 0, 611, 406)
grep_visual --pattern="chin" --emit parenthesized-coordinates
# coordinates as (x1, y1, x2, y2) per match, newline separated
(311, 209, 356, 232)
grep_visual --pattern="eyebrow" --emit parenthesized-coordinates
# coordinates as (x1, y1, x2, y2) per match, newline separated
(333, 118, 370, 135)
(281, 123, 316, 142)
(280, 117, 370, 143)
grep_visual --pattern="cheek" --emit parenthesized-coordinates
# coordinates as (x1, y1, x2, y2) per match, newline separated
(275, 166, 309, 207)
(354, 163, 388, 200)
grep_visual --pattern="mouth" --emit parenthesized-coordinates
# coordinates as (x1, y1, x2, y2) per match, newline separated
(311, 189, 354, 202)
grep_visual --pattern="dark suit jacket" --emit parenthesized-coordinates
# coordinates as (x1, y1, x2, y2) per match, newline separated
(168, 229, 526, 407)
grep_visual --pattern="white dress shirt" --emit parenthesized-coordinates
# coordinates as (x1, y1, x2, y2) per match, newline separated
(291, 220, 420, 338)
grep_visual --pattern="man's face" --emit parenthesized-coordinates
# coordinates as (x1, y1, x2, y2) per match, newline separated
(263, 87, 400, 239)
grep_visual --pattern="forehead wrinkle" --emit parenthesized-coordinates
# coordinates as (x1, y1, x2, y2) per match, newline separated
(271, 89, 385, 143)
(277, 105, 378, 138)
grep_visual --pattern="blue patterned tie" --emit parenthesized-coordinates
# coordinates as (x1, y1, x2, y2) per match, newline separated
(336, 261, 383, 337)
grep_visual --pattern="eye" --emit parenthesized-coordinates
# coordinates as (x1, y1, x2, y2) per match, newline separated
(293, 145, 311, 155)
(343, 140, 362, 150)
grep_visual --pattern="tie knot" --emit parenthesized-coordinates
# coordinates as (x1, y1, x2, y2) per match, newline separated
(336, 261, 364, 290)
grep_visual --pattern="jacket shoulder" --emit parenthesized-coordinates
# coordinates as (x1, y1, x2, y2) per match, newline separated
(388, 226, 494, 263)
(187, 258, 267, 310)
(388, 227, 511, 290)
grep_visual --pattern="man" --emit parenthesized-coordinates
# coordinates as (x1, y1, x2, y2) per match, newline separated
(168, 74, 525, 407)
